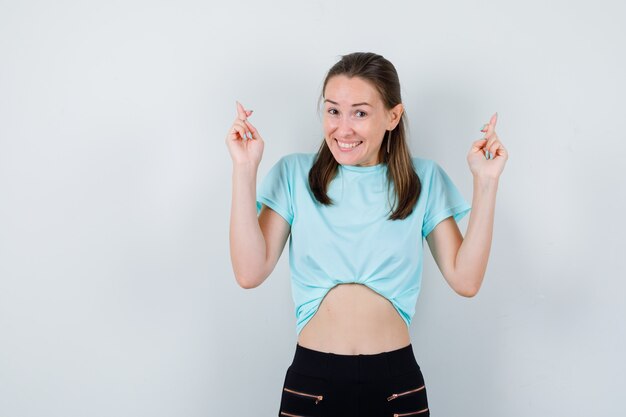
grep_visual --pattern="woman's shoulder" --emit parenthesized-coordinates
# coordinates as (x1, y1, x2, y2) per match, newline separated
(410, 155, 437, 176)
(275, 152, 317, 170)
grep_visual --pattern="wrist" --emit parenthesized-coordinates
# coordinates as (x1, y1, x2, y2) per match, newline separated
(473, 175, 499, 190)
(233, 161, 259, 174)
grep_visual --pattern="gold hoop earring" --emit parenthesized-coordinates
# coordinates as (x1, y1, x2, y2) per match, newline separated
(386, 130, 392, 154)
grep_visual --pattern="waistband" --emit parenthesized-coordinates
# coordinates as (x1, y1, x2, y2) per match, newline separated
(289, 343, 420, 383)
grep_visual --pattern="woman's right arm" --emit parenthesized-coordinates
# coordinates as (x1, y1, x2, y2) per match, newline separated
(226, 101, 291, 289)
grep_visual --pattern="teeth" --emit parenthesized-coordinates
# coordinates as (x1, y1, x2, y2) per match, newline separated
(337, 140, 362, 149)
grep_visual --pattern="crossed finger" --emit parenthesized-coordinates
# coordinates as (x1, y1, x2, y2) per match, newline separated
(236, 101, 253, 120)
(479, 113, 498, 158)
(233, 101, 256, 140)
(475, 135, 507, 158)
(484, 137, 507, 159)
(231, 120, 249, 140)
(485, 133, 502, 158)
(232, 117, 260, 141)
(244, 119, 259, 140)
(480, 113, 498, 136)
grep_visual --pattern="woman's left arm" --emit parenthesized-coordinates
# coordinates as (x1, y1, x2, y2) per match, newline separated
(426, 113, 508, 297)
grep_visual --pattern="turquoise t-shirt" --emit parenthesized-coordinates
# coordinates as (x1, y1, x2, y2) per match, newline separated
(256, 153, 471, 335)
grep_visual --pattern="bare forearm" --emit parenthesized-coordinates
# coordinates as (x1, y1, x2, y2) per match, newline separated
(229, 163, 267, 287)
(455, 176, 499, 295)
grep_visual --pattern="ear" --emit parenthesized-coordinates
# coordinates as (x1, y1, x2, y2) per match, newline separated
(387, 103, 404, 130)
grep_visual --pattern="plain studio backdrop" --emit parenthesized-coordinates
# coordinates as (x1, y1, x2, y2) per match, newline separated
(1, 0, 624, 416)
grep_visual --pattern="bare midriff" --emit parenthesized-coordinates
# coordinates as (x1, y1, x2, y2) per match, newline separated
(297, 283, 411, 355)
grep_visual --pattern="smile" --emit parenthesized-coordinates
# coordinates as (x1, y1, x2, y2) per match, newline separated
(336, 139, 363, 149)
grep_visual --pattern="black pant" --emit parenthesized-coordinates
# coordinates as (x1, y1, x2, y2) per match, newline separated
(278, 343, 430, 417)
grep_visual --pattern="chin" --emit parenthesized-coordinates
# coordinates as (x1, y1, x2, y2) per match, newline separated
(327, 139, 367, 165)
(331, 150, 359, 166)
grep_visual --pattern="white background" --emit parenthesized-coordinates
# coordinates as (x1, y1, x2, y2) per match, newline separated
(1, 0, 624, 416)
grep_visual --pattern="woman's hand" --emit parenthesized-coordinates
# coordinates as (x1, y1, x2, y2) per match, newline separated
(225, 101, 265, 167)
(467, 112, 508, 180)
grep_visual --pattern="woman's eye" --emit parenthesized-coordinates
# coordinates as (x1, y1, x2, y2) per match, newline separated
(355, 110, 367, 118)
(328, 108, 338, 115)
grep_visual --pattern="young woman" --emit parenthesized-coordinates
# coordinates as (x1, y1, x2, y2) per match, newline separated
(227, 52, 507, 416)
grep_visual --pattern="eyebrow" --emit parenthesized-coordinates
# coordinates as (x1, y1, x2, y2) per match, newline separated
(324, 99, 372, 107)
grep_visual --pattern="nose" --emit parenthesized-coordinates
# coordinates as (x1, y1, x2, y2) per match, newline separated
(335, 114, 354, 137)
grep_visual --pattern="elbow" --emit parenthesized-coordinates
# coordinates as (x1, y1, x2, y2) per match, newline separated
(236, 278, 255, 289)
(458, 286, 479, 298)
(230, 252, 275, 289)
(235, 275, 261, 289)
(231, 258, 268, 289)
(454, 279, 481, 298)
(234, 267, 268, 289)
(451, 268, 483, 298)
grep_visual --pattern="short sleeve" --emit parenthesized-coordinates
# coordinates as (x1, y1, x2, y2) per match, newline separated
(256, 156, 294, 225)
(422, 161, 472, 238)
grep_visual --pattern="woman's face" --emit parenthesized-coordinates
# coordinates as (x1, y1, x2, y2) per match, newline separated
(323, 75, 402, 166)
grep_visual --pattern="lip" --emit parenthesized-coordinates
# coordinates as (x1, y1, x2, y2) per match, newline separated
(335, 138, 363, 152)
(335, 138, 362, 144)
